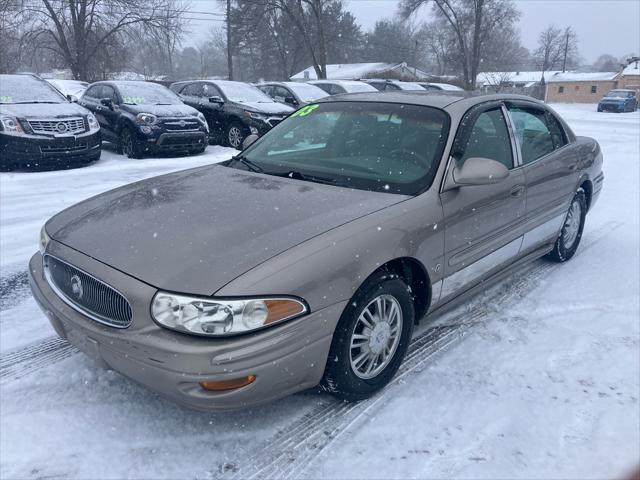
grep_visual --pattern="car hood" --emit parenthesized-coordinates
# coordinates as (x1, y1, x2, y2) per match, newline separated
(46, 165, 407, 296)
(601, 96, 628, 102)
(0, 102, 88, 118)
(234, 101, 294, 115)
(123, 103, 200, 117)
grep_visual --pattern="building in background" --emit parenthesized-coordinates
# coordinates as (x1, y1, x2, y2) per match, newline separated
(545, 72, 620, 103)
(619, 58, 640, 92)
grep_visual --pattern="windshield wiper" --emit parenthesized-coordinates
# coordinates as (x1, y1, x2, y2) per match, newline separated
(277, 170, 337, 185)
(230, 154, 263, 173)
(12, 101, 61, 104)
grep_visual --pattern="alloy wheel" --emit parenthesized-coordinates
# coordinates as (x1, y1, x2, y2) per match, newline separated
(563, 199, 582, 248)
(349, 294, 403, 380)
(228, 126, 242, 148)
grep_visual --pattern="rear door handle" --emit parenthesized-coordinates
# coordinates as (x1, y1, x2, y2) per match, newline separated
(510, 185, 525, 197)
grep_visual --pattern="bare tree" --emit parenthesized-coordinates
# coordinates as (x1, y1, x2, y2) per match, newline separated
(20, 0, 189, 80)
(401, 0, 520, 90)
(533, 24, 578, 77)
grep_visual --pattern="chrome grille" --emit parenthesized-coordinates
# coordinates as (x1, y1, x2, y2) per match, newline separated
(161, 117, 200, 131)
(44, 255, 132, 328)
(28, 117, 86, 135)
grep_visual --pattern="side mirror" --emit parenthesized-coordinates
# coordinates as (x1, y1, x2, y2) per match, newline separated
(209, 96, 224, 104)
(100, 98, 113, 109)
(284, 96, 297, 106)
(242, 134, 259, 150)
(452, 157, 509, 186)
(67, 94, 78, 103)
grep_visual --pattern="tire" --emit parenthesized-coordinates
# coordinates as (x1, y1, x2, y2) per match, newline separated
(546, 189, 587, 262)
(119, 126, 143, 159)
(225, 121, 246, 149)
(321, 271, 415, 401)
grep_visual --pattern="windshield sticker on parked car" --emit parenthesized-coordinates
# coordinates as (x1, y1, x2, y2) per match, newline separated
(0, 96, 12, 103)
(292, 104, 319, 117)
(123, 96, 145, 104)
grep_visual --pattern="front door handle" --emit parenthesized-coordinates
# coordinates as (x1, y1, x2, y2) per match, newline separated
(510, 185, 525, 197)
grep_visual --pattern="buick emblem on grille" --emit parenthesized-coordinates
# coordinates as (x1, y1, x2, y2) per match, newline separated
(70, 274, 83, 300)
(56, 122, 68, 133)
(179, 120, 186, 127)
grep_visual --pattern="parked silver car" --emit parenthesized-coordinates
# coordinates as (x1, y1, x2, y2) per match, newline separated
(30, 92, 603, 410)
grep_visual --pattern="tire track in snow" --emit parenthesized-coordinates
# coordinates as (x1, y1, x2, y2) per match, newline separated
(0, 337, 77, 384)
(0, 269, 30, 311)
(220, 220, 623, 480)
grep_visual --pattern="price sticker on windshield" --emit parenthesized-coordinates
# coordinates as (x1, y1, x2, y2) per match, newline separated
(123, 96, 145, 104)
(292, 104, 319, 117)
(0, 96, 12, 103)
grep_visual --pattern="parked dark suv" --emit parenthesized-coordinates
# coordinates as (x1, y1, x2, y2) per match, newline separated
(80, 81, 209, 158)
(597, 89, 638, 113)
(0, 74, 101, 171)
(170, 80, 293, 149)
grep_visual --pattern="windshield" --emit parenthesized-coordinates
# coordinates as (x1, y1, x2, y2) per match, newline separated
(287, 83, 328, 102)
(397, 82, 426, 91)
(238, 102, 449, 195)
(0, 75, 67, 104)
(606, 90, 633, 98)
(343, 82, 377, 93)
(216, 81, 273, 103)
(115, 82, 182, 105)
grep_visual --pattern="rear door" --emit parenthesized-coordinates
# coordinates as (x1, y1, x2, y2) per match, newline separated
(439, 103, 526, 301)
(505, 102, 577, 253)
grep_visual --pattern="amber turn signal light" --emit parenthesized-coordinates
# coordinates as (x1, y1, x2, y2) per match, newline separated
(265, 299, 306, 324)
(199, 375, 256, 392)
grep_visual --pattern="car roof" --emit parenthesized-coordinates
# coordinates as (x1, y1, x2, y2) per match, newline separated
(315, 91, 545, 111)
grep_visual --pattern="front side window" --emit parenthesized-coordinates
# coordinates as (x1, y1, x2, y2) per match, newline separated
(458, 108, 514, 169)
(181, 83, 202, 97)
(238, 102, 450, 195)
(508, 106, 562, 164)
(202, 83, 221, 98)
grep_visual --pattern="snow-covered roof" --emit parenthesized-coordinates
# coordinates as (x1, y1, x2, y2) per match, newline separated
(476, 71, 561, 86)
(424, 82, 464, 91)
(546, 71, 619, 82)
(291, 62, 430, 81)
(622, 61, 640, 76)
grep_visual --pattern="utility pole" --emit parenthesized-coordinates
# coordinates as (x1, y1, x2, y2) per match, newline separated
(226, 0, 233, 80)
(562, 29, 569, 73)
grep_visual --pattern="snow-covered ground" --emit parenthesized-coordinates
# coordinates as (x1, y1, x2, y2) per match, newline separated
(1, 104, 638, 479)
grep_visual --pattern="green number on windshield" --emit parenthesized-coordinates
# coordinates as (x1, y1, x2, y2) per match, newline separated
(292, 104, 319, 117)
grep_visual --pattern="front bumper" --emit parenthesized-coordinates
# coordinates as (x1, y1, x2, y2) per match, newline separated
(0, 130, 101, 168)
(598, 102, 626, 112)
(29, 243, 344, 411)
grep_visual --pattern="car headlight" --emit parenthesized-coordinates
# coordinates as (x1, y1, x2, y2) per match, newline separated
(197, 112, 209, 132)
(245, 111, 267, 121)
(151, 292, 308, 336)
(39, 225, 50, 254)
(86, 113, 100, 132)
(136, 113, 158, 125)
(0, 116, 25, 136)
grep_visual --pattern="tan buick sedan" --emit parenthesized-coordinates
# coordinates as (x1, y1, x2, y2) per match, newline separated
(30, 92, 603, 410)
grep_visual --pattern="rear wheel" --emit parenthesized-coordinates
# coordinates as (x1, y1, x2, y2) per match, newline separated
(321, 272, 414, 401)
(120, 126, 143, 159)
(546, 189, 587, 262)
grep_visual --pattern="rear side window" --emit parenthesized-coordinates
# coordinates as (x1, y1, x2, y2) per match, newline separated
(508, 106, 566, 164)
(458, 108, 514, 169)
(84, 85, 102, 99)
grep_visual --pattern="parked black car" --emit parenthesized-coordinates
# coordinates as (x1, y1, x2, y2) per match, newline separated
(597, 89, 638, 113)
(170, 80, 293, 149)
(80, 81, 209, 158)
(256, 81, 328, 108)
(0, 74, 101, 171)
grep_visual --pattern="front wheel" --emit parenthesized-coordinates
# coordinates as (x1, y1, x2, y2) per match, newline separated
(120, 126, 143, 159)
(546, 189, 587, 262)
(321, 272, 414, 401)
(225, 122, 246, 149)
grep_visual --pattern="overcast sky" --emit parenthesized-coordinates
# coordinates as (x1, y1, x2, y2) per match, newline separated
(186, 0, 640, 65)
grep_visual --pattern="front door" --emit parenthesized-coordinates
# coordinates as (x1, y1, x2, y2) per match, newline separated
(439, 104, 526, 301)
